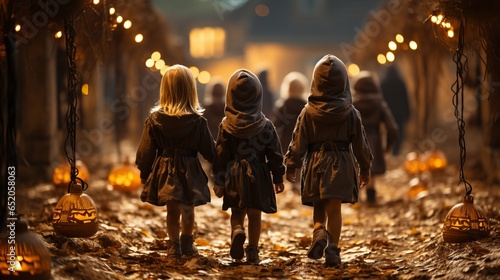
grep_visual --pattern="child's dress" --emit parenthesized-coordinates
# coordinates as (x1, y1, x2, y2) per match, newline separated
(136, 112, 215, 206)
(285, 56, 373, 205)
(212, 69, 285, 214)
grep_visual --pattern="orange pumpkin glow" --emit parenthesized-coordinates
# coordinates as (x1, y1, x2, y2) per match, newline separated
(108, 159, 141, 191)
(424, 149, 448, 172)
(404, 151, 428, 175)
(52, 160, 89, 188)
(407, 177, 429, 201)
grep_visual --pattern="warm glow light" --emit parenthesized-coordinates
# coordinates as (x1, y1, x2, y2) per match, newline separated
(198, 71, 211, 84)
(123, 20, 132, 29)
(431, 15, 437, 23)
(255, 4, 270, 17)
(189, 27, 226, 58)
(109, 7, 115, 15)
(116, 16, 123, 23)
(377, 54, 387, 64)
(93, 0, 99, 4)
(134, 33, 143, 43)
(386, 51, 395, 62)
(388, 41, 397, 51)
(189, 66, 200, 78)
(55, 31, 63, 38)
(447, 29, 454, 38)
(145, 59, 154, 68)
(151, 51, 161, 61)
(160, 65, 169, 76)
(81, 84, 89, 95)
(15, 24, 21, 32)
(347, 63, 360, 77)
(436, 14, 443, 24)
(409, 41, 418, 50)
(155, 59, 166, 70)
(445, 22, 451, 29)
(396, 34, 404, 43)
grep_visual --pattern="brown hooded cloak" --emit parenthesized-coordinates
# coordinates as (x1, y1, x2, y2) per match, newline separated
(285, 55, 373, 205)
(352, 71, 398, 175)
(213, 69, 285, 213)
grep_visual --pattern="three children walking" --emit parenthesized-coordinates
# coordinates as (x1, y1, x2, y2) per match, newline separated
(136, 55, 374, 267)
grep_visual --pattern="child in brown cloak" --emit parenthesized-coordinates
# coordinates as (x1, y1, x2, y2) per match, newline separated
(352, 71, 398, 204)
(136, 65, 216, 258)
(285, 55, 373, 267)
(212, 69, 285, 264)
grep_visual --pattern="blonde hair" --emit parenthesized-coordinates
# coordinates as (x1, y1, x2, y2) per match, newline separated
(279, 71, 309, 101)
(151, 64, 203, 116)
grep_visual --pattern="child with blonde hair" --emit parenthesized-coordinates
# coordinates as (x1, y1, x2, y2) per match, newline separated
(136, 64, 215, 257)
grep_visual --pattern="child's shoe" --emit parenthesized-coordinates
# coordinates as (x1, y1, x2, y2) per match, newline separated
(166, 240, 181, 258)
(230, 225, 246, 260)
(180, 234, 198, 256)
(307, 225, 328, 259)
(324, 245, 341, 267)
(366, 188, 377, 205)
(245, 245, 260, 264)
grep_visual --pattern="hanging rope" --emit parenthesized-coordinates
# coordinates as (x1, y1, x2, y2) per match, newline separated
(64, 18, 88, 192)
(451, 17, 472, 195)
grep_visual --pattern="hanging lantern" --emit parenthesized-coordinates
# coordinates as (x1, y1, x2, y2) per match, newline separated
(108, 158, 141, 191)
(52, 160, 89, 188)
(407, 177, 429, 201)
(404, 151, 428, 175)
(425, 149, 448, 172)
(0, 216, 51, 280)
(443, 194, 490, 243)
(52, 181, 99, 237)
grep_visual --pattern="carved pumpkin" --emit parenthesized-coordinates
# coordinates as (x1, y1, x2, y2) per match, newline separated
(404, 151, 428, 175)
(424, 149, 448, 172)
(108, 158, 141, 191)
(0, 216, 51, 280)
(443, 194, 490, 243)
(52, 160, 89, 188)
(52, 181, 98, 237)
(407, 177, 429, 201)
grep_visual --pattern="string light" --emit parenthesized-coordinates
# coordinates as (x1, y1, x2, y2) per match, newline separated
(55, 31, 63, 38)
(386, 51, 395, 62)
(409, 41, 418, 50)
(109, 7, 115, 15)
(189, 66, 200, 78)
(81, 84, 89, 95)
(198, 71, 211, 84)
(145, 59, 154, 68)
(395, 34, 404, 43)
(151, 51, 161, 61)
(448, 29, 454, 38)
(116, 16, 123, 23)
(160, 65, 169, 76)
(388, 41, 397, 51)
(15, 24, 21, 32)
(155, 59, 166, 70)
(377, 54, 387, 64)
(347, 63, 360, 77)
(134, 34, 143, 43)
(123, 20, 132, 29)
(93, 0, 99, 5)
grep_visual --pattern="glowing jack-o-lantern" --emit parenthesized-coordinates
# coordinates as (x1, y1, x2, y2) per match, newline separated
(108, 158, 141, 191)
(404, 151, 428, 175)
(0, 216, 51, 280)
(443, 194, 490, 243)
(52, 160, 89, 188)
(52, 181, 98, 237)
(424, 149, 448, 172)
(407, 177, 429, 201)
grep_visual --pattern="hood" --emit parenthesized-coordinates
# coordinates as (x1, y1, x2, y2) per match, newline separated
(221, 69, 267, 139)
(150, 111, 200, 138)
(306, 54, 353, 124)
(352, 71, 381, 96)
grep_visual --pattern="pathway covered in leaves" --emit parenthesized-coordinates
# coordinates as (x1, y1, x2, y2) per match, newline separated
(18, 160, 500, 279)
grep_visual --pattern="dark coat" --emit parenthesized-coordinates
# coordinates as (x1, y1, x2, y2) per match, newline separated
(284, 55, 373, 206)
(136, 112, 215, 206)
(213, 69, 285, 213)
(352, 72, 398, 175)
(271, 98, 306, 152)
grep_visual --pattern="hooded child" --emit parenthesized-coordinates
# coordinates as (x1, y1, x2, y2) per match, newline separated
(212, 69, 285, 264)
(284, 55, 373, 267)
(352, 71, 399, 204)
(136, 64, 216, 258)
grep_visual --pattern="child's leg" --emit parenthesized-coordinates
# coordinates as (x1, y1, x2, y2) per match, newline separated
(324, 198, 342, 267)
(246, 208, 261, 263)
(179, 203, 195, 235)
(166, 201, 181, 240)
(230, 207, 247, 260)
(324, 199, 342, 246)
(246, 208, 261, 246)
(165, 201, 182, 257)
(179, 203, 198, 255)
(308, 201, 328, 259)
